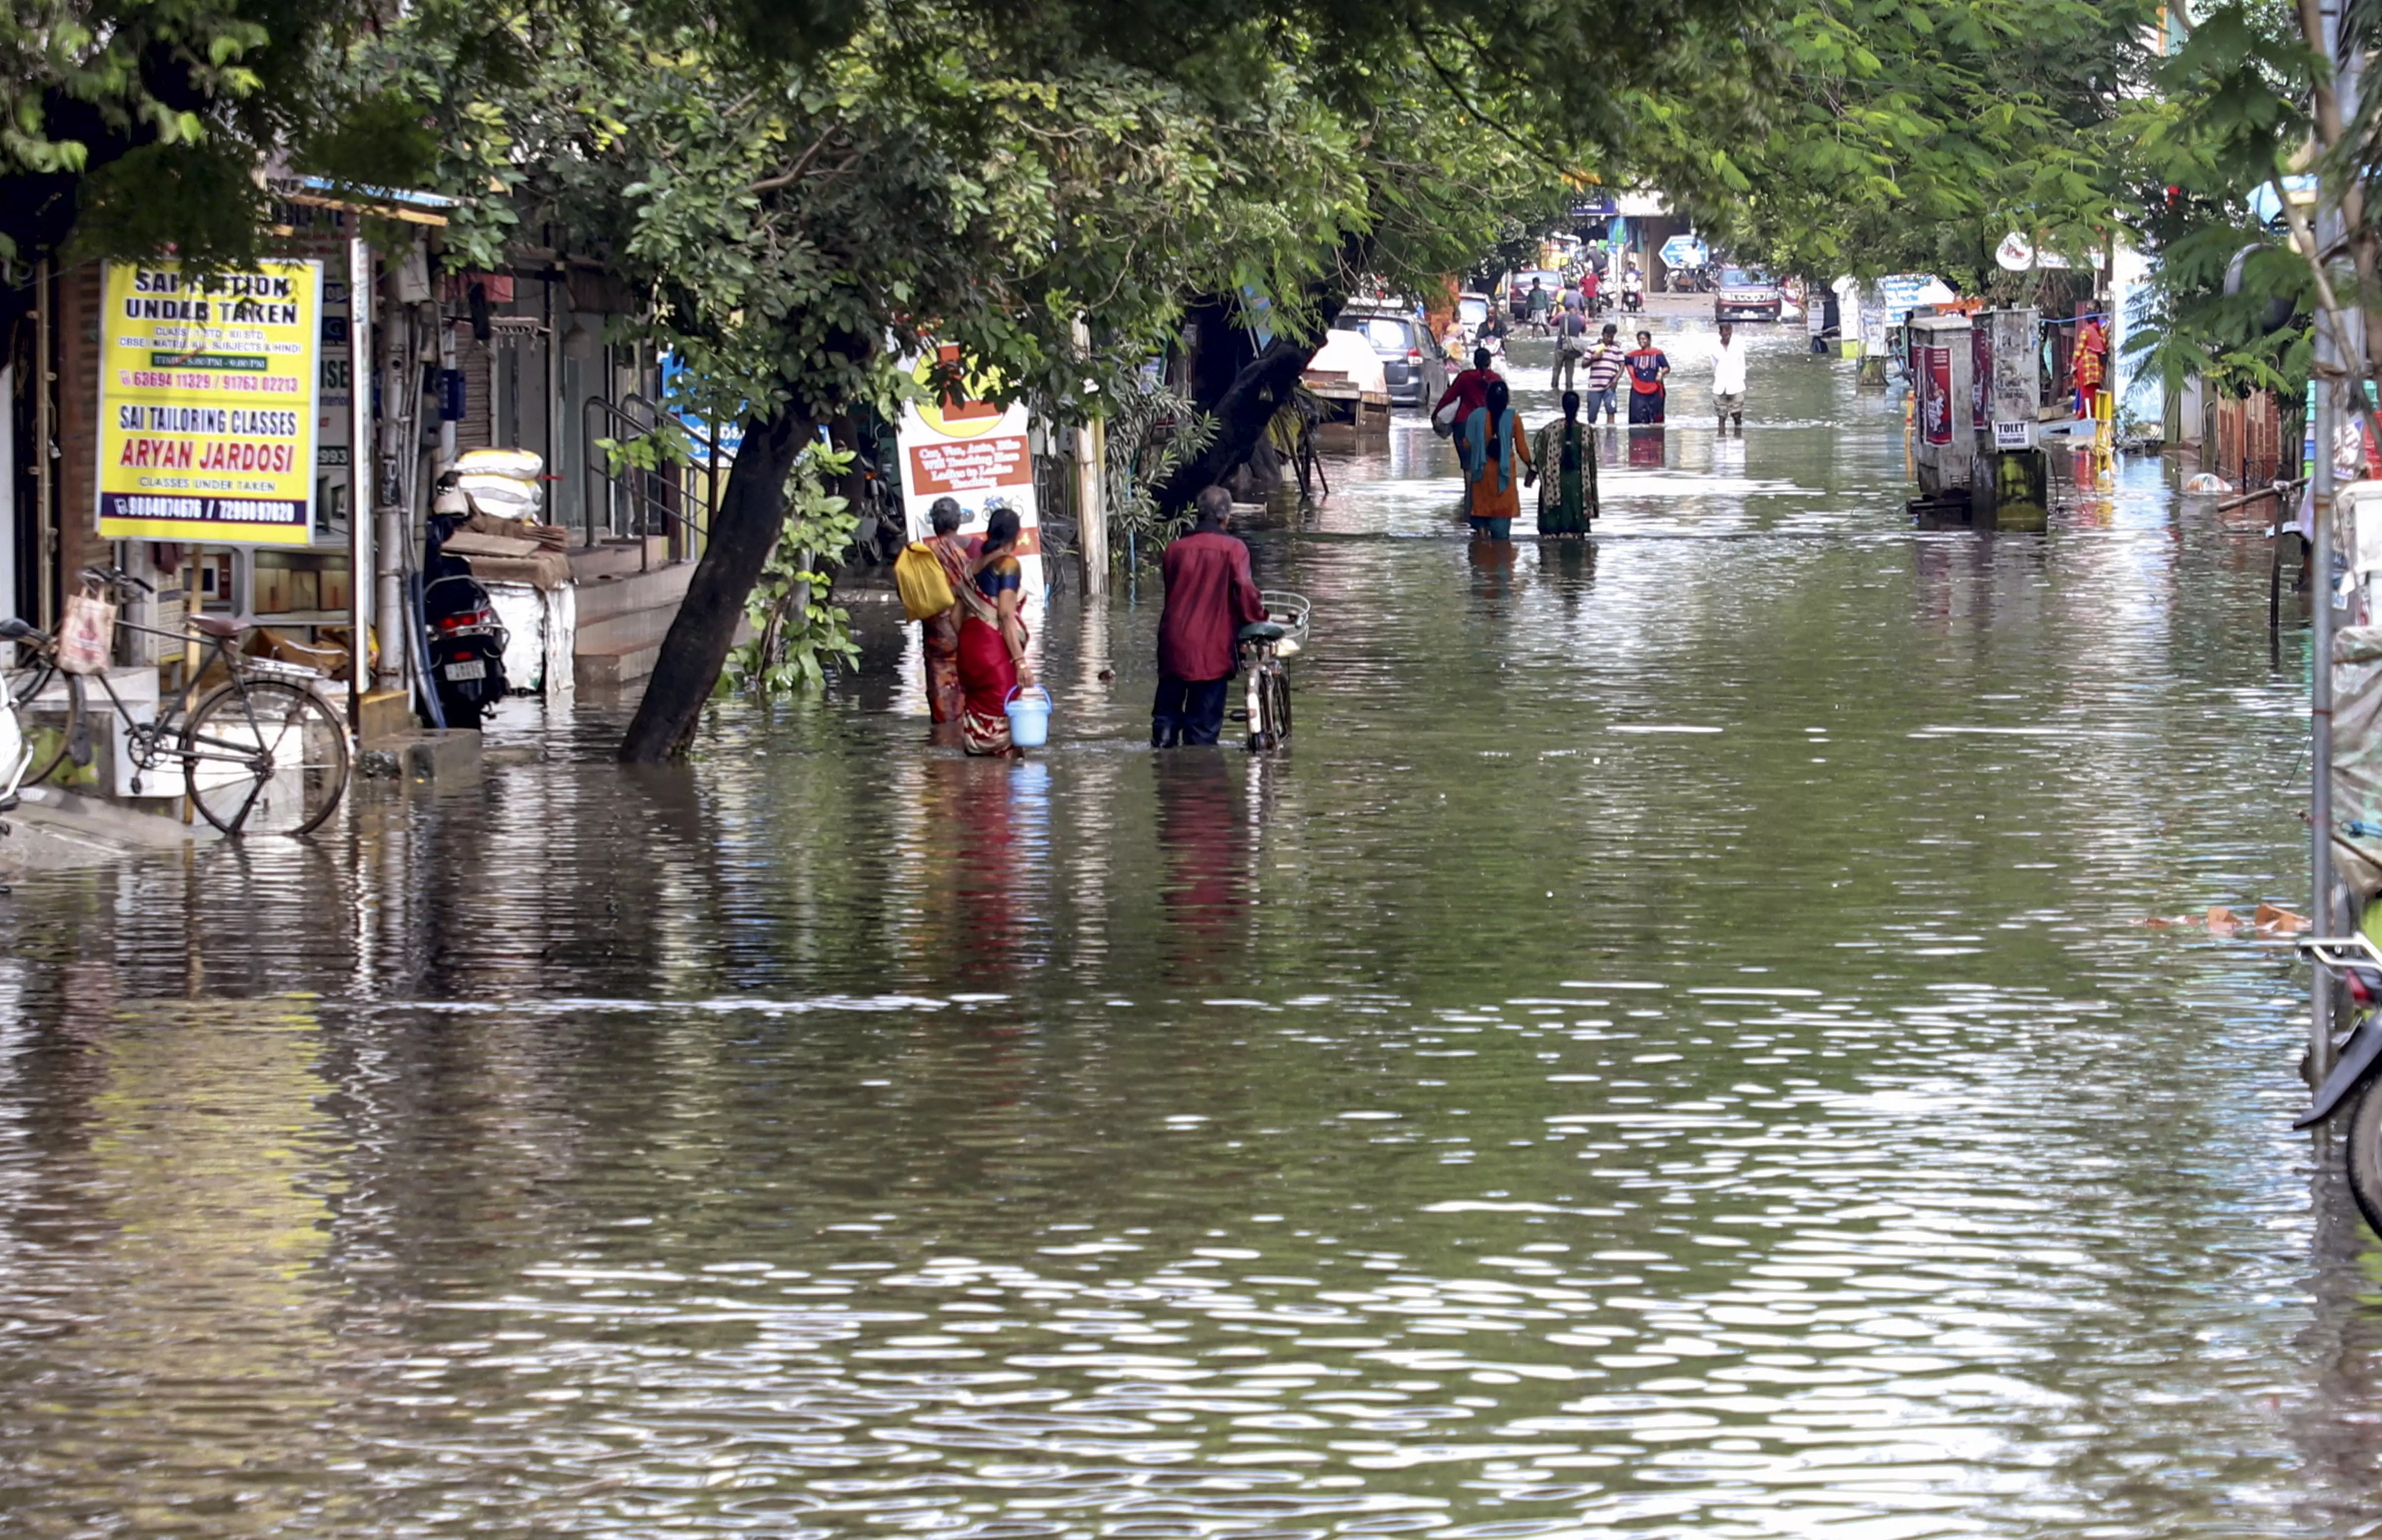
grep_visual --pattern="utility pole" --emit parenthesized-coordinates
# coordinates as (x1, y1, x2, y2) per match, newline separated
(348, 237, 378, 727)
(1073, 318, 1108, 596)
(2307, 0, 2361, 1080)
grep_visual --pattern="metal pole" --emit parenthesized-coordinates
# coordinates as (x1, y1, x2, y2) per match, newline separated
(2311, 0, 2362, 1082)
(1071, 317, 1107, 597)
(372, 244, 406, 695)
(33, 260, 53, 630)
(2314, 373, 2338, 1079)
(348, 237, 376, 730)
(1078, 418, 1107, 595)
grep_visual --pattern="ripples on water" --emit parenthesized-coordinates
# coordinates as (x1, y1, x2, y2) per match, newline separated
(0, 327, 2373, 1538)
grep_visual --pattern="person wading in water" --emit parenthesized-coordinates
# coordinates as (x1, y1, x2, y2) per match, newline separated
(918, 496, 975, 727)
(1533, 389, 1596, 538)
(1153, 486, 1267, 747)
(953, 506, 1033, 755)
(1625, 328, 1671, 425)
(1462, 377, 1534, 542)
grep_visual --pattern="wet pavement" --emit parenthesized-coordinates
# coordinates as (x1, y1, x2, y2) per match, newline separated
(0, 320, 2368, 1539)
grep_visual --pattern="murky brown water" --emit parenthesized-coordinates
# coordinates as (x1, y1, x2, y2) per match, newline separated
(2, 325, 2370, 1538)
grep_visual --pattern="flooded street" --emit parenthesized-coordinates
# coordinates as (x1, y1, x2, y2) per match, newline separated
(1, 321, 2366, 1538)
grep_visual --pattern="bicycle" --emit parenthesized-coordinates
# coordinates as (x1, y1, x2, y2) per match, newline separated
(1234, 590, 1309, 752)
(3, 616, 87, 793)
(0, 616, 49, 824)
(5, 567, 351, 836)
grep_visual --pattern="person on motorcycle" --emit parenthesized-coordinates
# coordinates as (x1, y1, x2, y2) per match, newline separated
(1623, 266, 1645, 312)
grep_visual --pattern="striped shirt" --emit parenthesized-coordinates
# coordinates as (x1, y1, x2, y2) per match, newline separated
(1582, 342, 1628, 391)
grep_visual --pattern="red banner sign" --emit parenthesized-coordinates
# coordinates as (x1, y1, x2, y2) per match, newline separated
(1921, 346, 1953, 446)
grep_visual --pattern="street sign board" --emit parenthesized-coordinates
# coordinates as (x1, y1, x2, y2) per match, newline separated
(896, 347, 1045, 613)
(1876, 273, 1943, 321)
(660, 352, 745, 466)
(97, 259, 325, 547)
(1658, 235, 1707, 268)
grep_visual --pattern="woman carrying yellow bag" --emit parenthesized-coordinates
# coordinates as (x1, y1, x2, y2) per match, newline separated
(895, 497, 975, 724)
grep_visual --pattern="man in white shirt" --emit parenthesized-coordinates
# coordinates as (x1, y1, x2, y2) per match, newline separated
(1711, 321, 1749, 435)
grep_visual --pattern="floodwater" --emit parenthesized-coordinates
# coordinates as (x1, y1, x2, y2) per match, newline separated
(0, 319, 2367, 1539)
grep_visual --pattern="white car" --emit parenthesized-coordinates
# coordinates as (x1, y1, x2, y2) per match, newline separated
(1715, 267, 1785, 322)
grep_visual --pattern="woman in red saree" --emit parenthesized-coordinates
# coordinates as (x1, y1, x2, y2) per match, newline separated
(953, 506, 1033, 755)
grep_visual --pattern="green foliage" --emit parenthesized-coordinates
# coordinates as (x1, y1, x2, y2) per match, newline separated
(1103, 376, 1217, 562)
(722, 446, 863, 698)
(2126, 0, 2312, 399)
(1654, 0, 2160, 287)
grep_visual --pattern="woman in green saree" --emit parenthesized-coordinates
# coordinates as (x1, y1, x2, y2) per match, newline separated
(1534, 389, 1597, 538)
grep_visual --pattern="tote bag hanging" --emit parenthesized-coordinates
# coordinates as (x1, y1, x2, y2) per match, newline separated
(56, 587, 117, 676)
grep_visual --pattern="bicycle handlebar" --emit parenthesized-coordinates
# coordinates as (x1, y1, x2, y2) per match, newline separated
(78, 564, 154, 595)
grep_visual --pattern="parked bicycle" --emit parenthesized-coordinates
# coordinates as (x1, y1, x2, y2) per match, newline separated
(2, 566, 351, 836)
(2295, 929, 2382, 1233)
(1234, 590, 1309, 752)
(0, 616, 50, 825)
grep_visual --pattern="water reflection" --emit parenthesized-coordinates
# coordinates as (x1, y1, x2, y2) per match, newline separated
(0, 326, 2361, 1538)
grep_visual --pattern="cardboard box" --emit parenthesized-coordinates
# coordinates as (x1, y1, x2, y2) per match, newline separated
(288, 569, 320, 613)
(319, 566, 351, 612)
(255, 565, 290, 615)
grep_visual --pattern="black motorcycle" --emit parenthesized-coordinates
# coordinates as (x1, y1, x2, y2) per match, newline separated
(421, 513, 510, 730)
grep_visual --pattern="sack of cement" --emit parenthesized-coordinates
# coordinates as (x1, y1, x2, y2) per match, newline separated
(460, 477, 542, 518)
(455, 447, 545, 517)
(454, 448, 544, 481)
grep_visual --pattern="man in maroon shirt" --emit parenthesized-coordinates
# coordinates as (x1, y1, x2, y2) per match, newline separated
(1432, 346, 1498, 513)
(1154, 486, 1267, 747)
(1433, 346, 1497, 451)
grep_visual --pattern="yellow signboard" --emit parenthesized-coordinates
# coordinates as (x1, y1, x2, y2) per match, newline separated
(96, 259, 324, 546)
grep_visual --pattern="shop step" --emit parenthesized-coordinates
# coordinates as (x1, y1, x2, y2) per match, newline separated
(574, 637, 663, 690)
(575, 560, 694, 626)
(566, 536, 669, 583)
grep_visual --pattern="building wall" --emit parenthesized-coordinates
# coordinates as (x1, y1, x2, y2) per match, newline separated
(56, 263, 108, 592)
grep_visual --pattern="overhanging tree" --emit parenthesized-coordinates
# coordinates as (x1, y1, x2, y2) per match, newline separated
(390, 0, 1766, 762)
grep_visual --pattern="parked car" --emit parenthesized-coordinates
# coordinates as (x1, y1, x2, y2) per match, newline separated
(1335, 303, 1438, 409)
(1505, 269, 1564, 320)
(1714, 266, 1785, 322)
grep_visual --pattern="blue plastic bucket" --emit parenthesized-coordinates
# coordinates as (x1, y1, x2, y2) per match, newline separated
(1004, 684, 1052, 748)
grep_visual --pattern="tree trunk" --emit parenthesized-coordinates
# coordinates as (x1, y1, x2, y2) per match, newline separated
(1158, 265, 1363, 513)
(1156, 335, 1322, 512)
(617, 407, 811, 762)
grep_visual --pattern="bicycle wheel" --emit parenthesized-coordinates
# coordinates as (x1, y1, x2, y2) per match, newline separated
(3, 653, 84, 788)
(1263, 668, 1293, 746)
(182, 679, 350, 836)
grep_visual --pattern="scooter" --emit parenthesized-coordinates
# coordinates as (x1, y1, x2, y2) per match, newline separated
(1622, 280, 1644, 314)
(421, 486, 512, 730)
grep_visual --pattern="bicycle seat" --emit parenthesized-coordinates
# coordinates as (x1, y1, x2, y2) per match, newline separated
(1238, 621, 1289, 642)
(0, 617, 42, 642)
(188, 614, 249, 640)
